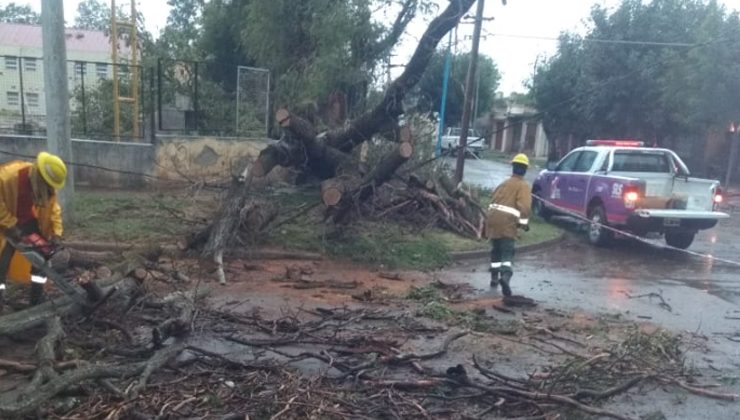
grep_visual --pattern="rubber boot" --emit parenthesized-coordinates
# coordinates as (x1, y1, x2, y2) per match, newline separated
(489, 269, 500, 288)
(500, 272, 513, 297)
(29, 283, 45, 306)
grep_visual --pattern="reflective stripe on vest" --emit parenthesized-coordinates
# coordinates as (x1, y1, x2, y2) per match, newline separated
(31, 275, 48, 284)
(489, 203, 520, 218)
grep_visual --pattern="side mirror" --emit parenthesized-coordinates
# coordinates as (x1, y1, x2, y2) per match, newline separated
(546, 161, 558, 171)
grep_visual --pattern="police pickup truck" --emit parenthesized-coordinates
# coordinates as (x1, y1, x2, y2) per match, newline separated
(532, 140, 729, 249)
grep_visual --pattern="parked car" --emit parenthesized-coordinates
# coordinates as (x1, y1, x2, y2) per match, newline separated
(440, 127, 484, 157)
(532, 140, 729, 249)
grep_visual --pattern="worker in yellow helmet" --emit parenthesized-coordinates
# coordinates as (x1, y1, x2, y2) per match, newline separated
(0, 151, 66, 309)
(485, 153, 532, 297)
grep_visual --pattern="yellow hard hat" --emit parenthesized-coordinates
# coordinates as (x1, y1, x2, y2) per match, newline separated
(512, 153, 530, 167)
(36, 151, 67, 190)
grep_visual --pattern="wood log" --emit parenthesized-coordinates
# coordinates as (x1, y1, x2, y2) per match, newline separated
(408, 174, 435, 191)
(324, 142, 414, 210)
(0, 275, 131, 337)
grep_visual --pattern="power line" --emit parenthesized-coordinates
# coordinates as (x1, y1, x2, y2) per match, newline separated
(482, 31, 699, 47)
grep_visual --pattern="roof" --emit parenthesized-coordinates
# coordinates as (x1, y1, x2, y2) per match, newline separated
(0, 22, 118, 54)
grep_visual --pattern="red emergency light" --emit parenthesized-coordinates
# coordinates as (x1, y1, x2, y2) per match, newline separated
(586, 140, 645, 147)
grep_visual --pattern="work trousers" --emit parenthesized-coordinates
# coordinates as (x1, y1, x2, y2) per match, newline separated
(490, 238, 516, 275)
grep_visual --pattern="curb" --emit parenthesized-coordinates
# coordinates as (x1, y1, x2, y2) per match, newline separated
(449, 233, 567, 262)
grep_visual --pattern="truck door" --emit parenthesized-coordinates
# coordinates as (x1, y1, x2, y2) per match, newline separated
(564, 151, 598, 213)
(546, 150, 583, 211)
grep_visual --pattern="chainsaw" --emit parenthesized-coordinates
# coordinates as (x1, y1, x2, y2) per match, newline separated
(6, 233, 90, 306)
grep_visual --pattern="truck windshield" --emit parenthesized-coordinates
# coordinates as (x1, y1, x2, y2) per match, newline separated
(612, 151, 670, 173)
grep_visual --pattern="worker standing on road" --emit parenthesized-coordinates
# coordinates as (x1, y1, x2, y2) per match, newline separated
(485, 153, 532, 297)
(0, 152, 66, 309)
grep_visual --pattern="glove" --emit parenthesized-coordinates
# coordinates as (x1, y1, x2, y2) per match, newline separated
(4, 226, 22, 243)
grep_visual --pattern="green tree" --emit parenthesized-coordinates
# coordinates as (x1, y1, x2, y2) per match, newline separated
(0, 2, 40, 24)
(71, 79, 136, 139)
(74, 0, 111, 30)
(414, 50, 501, 126)
(532, 0, 740, 165)
(242, 0, 426, 112)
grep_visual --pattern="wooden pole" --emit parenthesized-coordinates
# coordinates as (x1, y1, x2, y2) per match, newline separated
(454, 0, 485, 184)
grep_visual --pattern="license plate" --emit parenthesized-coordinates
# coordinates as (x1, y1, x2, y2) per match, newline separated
(663, 218, 681, 227)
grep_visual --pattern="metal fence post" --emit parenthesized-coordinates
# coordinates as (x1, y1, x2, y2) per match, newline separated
(80, 62, 87, 136)
(157, 58, 163, 131)
(149, 67, 156, 144)
(18, 57, 27, 134)
(193, 61, 200, 132)
(139, 65, 145, 139)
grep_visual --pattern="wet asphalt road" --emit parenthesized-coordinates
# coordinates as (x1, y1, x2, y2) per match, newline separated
(449, 158, 740, 391)
(446, 156, 740, 418)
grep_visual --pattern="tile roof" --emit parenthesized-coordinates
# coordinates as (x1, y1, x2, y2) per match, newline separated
(0, 22, 126, 55)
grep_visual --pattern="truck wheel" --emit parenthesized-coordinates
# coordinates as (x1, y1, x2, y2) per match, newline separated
(587, 204, 613, 247)
(532, 190, 552, 221)
(665, 231, 695, 249)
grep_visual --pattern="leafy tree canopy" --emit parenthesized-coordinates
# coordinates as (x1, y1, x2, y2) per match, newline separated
(533, 0, 740, 156)
(0, 2, 40, 24)
(414, 50, 501, 126)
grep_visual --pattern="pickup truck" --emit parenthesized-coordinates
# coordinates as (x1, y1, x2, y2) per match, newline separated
(532, 140, 729, 249)
(440, 127, 484, 157)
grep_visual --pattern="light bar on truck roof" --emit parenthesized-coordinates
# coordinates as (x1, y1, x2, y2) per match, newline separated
(586, 140, 645, 147)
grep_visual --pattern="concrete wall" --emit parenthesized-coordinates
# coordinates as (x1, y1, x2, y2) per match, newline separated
(154, 135, 273, 182)
(0, 134, 154, 188)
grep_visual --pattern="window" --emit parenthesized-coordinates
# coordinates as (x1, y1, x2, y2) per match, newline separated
(5, 57, 18, 71)
(26, 93, 39, 108)
(74, 62, 87, 78)
(612, 152, 670, 173)
(24, 58, 36, 72)
(96, 63, 107, 79)
(573, 151, 598, 172)
(556, 151, 582, 172)
(6, 91, 19, 107)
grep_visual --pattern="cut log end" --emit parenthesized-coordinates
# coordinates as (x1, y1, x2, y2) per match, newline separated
(399, 142, 413, 159)
(322, 187, 343, 207)
(276, 109, 291, 127)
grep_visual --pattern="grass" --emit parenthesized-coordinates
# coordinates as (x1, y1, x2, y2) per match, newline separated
(269, 219, 453, 271)
(67, 185, 562, 270)
(67, 189, 200, 243)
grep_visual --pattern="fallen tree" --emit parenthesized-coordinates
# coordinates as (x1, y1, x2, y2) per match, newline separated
(197, 0, 483, 283)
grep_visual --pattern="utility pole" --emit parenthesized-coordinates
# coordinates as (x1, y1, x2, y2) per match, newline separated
(41, 0, 74, 221)
(454, 0, 485, 184)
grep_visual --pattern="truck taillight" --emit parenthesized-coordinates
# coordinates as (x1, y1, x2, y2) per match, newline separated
(713, 187, 723, 210)
(623, 186, 640, 208)
(624, 191, 639, 202)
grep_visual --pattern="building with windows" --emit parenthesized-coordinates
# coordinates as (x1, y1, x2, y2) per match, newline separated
(0, 22, 127, 133)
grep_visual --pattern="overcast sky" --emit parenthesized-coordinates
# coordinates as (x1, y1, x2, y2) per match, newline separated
(5, 0, 740, 94)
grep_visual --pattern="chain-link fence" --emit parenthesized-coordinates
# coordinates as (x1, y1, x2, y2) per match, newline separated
(236, 66, 270, 137)
(158, 58, 236, 136)
(0, 56, 149, 141)
(0, 56, 271, 141)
